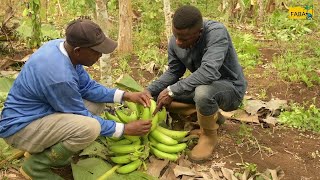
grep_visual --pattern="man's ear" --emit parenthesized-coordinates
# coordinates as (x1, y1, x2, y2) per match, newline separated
(73, 47, 81, 55)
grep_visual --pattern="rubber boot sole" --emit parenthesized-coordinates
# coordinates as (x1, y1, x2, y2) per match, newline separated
(187, 144, 218, 163)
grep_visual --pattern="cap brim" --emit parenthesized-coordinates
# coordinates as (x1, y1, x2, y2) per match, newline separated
(90, 37, 118, 54)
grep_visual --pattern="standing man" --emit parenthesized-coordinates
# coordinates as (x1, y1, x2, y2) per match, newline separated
(0, 18, 152, 179)
(145, 5, 247, 162)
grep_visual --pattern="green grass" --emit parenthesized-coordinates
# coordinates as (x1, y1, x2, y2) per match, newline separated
(279, 101, 320, 133)
(263, 10, 318, 41)
(230, 30, 261, 69)
(272, 49, 320, 87)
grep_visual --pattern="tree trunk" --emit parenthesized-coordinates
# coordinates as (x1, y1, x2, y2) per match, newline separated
(257, 0, 264, 26)
(163, 0, 172, 44)
(95, 0, 112, 87)
(266, 0, 276, 13)
(118, 0, 133, 53)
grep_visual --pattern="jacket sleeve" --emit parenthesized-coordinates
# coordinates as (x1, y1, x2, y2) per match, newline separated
(147, 37, 186, 96)
(42, 81, 124, 137)
(77, 65, 124, 103)
(170, 25, 229, 96)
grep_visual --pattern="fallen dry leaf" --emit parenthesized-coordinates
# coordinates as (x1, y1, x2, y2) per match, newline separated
(147, 156, 169, 178)
(209, 169, 222, 180)
(244, 100, 266, 115)
(178, 158, 192, 168)
(159, 164, 176, 180)
(221, 167, 238, 180)
(262, 116, 278, 127)
(173, 165, 196, 177)
(221, 109, 259, 123)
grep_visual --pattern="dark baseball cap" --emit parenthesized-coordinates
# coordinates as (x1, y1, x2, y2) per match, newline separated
(65, 19, 117, 54)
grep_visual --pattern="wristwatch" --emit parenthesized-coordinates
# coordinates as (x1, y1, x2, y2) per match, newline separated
(167, 86, 174, 97)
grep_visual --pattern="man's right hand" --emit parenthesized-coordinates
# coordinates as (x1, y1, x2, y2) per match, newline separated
(123, 120, 151, 136)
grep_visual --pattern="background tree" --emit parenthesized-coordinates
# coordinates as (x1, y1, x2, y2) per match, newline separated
(163, 0, 172, 44)
(118, 0, 133, 53)
(95, 0, 112, 86)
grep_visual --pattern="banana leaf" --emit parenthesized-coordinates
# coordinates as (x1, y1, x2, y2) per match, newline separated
(72, 158, 157, 180)
(115, 74, 144, 92)
(0, 77, 14, 93)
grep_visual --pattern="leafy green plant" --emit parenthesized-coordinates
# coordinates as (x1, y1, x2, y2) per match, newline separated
(22, 0, 42, 48)
(113, 54, 132, 77)
(236, 162, 257, 174)
(67, 0, 96, 16)
(230, 30, 261, 69)
(272, 50, 320, 87)
(136, 46, 167, 66)
(279, 101, 320, 133)
(263, 10, 317, 41)
(236, 123, 254, 144)
(16, 19, 61, 45)
(256, 89, 267, 100)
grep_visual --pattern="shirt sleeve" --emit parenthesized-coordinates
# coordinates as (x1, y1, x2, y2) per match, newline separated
(42, 81, 124, 137)
(170, 25, 229, 96)
(147, 37, 186, 96)
(77, 65, 124, 103)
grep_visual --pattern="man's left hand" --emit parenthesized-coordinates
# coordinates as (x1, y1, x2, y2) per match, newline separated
(123, 92, 152, 107)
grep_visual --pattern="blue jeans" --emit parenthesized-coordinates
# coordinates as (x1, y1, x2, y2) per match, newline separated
(173, 80, 243, 116)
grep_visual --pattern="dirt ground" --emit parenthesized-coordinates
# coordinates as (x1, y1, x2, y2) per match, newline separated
(1, 42, 320, 179)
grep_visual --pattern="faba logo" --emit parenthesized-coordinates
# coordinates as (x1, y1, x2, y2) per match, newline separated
(289, 5, 313, 20)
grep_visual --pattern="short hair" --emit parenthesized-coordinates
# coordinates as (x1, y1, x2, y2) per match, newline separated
(173, 5, 203, 30)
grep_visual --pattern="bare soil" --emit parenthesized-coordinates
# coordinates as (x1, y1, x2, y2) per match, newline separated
(1, 41, 319, 180)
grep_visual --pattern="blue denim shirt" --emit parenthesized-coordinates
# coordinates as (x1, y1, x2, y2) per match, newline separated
(147, 20, 247, 98)
(0, 39, 124, 138)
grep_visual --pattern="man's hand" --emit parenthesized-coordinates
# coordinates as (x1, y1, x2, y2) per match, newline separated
(123, 120, 152, 136)
(123, 91, 152, 107)
(154, 88, 173, 114)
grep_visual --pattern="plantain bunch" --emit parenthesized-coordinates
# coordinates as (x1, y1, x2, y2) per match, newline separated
(104, 100, 189, 174)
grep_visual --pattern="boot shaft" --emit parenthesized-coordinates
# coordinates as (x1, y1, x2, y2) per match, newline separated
(197, 111, 219, 130)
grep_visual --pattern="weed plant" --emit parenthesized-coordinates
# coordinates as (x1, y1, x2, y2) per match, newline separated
(230, 30, 261, 69)
(279, 101, 320, 133)
(272, 50, 320, 87)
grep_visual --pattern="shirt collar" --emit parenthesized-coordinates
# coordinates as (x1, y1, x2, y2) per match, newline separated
(59, 41, 69, 57)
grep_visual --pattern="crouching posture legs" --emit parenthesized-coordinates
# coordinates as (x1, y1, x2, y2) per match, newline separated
(5, 101, 103, 179)
(188, 81, 241, 162)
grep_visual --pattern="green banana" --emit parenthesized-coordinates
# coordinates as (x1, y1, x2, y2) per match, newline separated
(148, 135, 157, 144)
(124, 135, 140, 142)
(156, 126, 189, 140)
(116, 159, 143, 174)
(150, 146, 179, 161)
(149, 129, 178, 145)
(108, 139, 132, 146)
(109, 143, 142, 154)
(151, 142, 187, 153)
(104, 111, 122, 123)
(115, 109, 138, 123)
(109, 145, 142, 154)
(150, 113, 158, 132)
(110, 154, 139, 164)
(157, 107, 167, 122)
(140, 106, 151, 120)
(150, 99, 157, 115)
(124, 101, 139, 114)
(137, 104, 145, 118)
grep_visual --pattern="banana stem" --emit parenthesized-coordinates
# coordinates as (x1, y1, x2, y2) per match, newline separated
(97, 164, 120, 180)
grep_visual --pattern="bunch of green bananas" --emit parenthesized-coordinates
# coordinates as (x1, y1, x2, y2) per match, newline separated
(104, 100, 189, 174)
